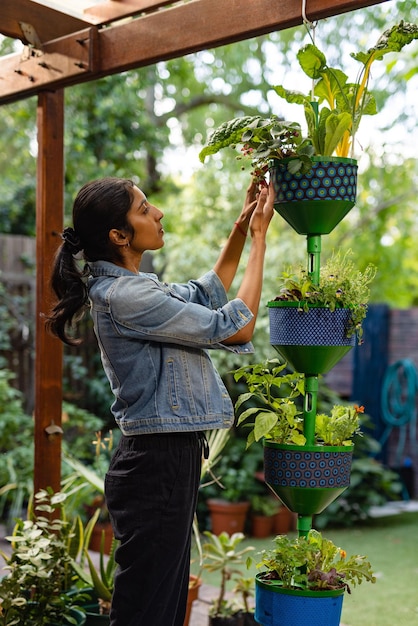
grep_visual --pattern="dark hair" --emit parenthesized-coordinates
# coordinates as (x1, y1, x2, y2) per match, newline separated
(46, 177, 135, 346)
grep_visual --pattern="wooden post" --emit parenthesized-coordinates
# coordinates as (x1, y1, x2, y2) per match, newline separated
(34, 90, 64, 495)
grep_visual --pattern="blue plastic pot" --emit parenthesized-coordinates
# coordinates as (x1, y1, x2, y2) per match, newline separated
(255, 575, 344, 626)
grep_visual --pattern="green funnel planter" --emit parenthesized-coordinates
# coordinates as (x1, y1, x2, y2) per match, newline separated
(263, 442, 353, 515)
(255, 575, 344, 626)
(267, 301, 355, 375)
(270, 157, 357, 235)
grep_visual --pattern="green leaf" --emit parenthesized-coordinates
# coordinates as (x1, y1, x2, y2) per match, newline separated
(323, 112, 352, 155)
(297, 44, 327, 80)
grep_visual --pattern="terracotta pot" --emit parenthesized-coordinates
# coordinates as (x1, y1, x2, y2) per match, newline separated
(207, 499, 250, 535)
(250, 514, 274, 538)
(183, 575, 202, 626)
(88, 522, 114, 554)
(272, 507, 296, 535)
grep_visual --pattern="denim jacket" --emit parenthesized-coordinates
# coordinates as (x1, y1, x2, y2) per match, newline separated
(87, 261, 254, 435)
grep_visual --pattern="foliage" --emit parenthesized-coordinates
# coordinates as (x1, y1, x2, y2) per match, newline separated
(199, 435, 264, 507)
(202, 531, 255, 618)
(250, 495, 281, 517)
(0, 369, 34, 526)
(199, 21, 418, 180)
(0, 489, 84, 626)
(272, 249, 377, 342)
(70, 509, 118, 616)
(315, 424, 404, 528)
(234, 359, 363, 448)
(256, 529, 376, 593)
(0, 371, 110, 527)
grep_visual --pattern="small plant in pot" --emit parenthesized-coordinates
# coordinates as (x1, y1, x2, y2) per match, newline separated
(201, 531, 255, 626)
(234, 359, 362, 449)
(253, 529, 375, 626)
(234, 359, 363, 516)
(267, 250, 376, 374)
(199, 22, 418, 235)
(199, 21, 418, 179)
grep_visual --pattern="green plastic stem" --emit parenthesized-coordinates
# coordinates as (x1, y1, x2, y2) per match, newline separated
(297, 514, 313, 537)
(303, 375, 318, 446)
(307, 234, 321, 286)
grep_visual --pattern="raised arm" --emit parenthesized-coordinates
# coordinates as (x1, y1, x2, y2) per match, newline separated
(222, 182, 274, 345)
(213, 180, 259, 292)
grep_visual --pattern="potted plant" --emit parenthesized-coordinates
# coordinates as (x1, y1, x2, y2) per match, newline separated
(206, 466, 252, 535)
(267, 250, 376, 374)
(199, 22, 418, 234)
(253, 529, 375, 626)
(249, 495, 280, 539)
(234, 359, 363, 516)
(0, 488, 87, 626)
(201, 531, 255, 625)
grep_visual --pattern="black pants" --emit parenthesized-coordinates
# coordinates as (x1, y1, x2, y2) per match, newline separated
(104, 432, 204, 626)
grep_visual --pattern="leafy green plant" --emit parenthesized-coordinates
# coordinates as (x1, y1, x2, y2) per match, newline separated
(202, 531, 255, 618)
(272, 250, 377, 342)
(70, 509, 118, 616)
(250, 495, 281, 517)
(0, 489, 85, 626)
(234, 359, 362, 447)
(256, 529, 376, 593)
(199, 22, 418, 180)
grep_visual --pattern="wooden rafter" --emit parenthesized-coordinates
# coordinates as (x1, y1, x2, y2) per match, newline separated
(0, 0, 389, 105)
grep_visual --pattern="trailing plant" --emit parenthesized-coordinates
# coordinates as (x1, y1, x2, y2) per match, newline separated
(234, 359, 362, 447)
(199, 21, 418, 181)
(271, 249, 377, 342)
(256, 529, 376, 593)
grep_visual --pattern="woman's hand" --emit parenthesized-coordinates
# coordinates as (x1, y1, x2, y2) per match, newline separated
(234, 179, 259, 234)
(248, 182, 274, 238)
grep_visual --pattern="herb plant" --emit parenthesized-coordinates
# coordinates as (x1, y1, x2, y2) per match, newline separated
(272, 250, 377, 342)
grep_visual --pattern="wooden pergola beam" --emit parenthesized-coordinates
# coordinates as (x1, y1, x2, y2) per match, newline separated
(34, 90, 64, 496)
(0, 0, 388, 105)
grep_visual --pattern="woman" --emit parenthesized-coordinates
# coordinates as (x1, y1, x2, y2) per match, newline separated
(47, 176, 274, 625)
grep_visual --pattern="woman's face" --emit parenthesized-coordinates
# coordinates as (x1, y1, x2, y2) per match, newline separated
(126, 186, 165, 253)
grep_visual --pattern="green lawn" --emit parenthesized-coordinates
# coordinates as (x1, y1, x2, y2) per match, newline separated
(191, 511, 418, 626)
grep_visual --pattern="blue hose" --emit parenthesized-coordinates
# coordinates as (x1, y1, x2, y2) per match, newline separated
(380, 359, 417, 471)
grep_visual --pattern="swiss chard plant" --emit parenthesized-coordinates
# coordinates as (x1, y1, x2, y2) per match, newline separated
(199, 21, 418, 180)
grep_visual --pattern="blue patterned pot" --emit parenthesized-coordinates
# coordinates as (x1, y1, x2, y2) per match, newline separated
(255, 575, 344, 626)
(267, 302, 355, 375)
(264, 442, 353, 515)
(270, 157, 357, 235)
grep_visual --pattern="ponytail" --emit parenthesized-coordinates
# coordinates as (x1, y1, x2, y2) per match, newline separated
(46, 230, 89, 346)
(46, 177, 135, 346)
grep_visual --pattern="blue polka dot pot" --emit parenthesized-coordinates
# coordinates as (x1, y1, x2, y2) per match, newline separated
(269, 157, 357, 235)
(264, 441, 353, 515)
(267, 302, 356, 375)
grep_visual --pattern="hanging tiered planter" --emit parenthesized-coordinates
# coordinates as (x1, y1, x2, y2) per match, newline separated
(200, 17, 418, 626)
